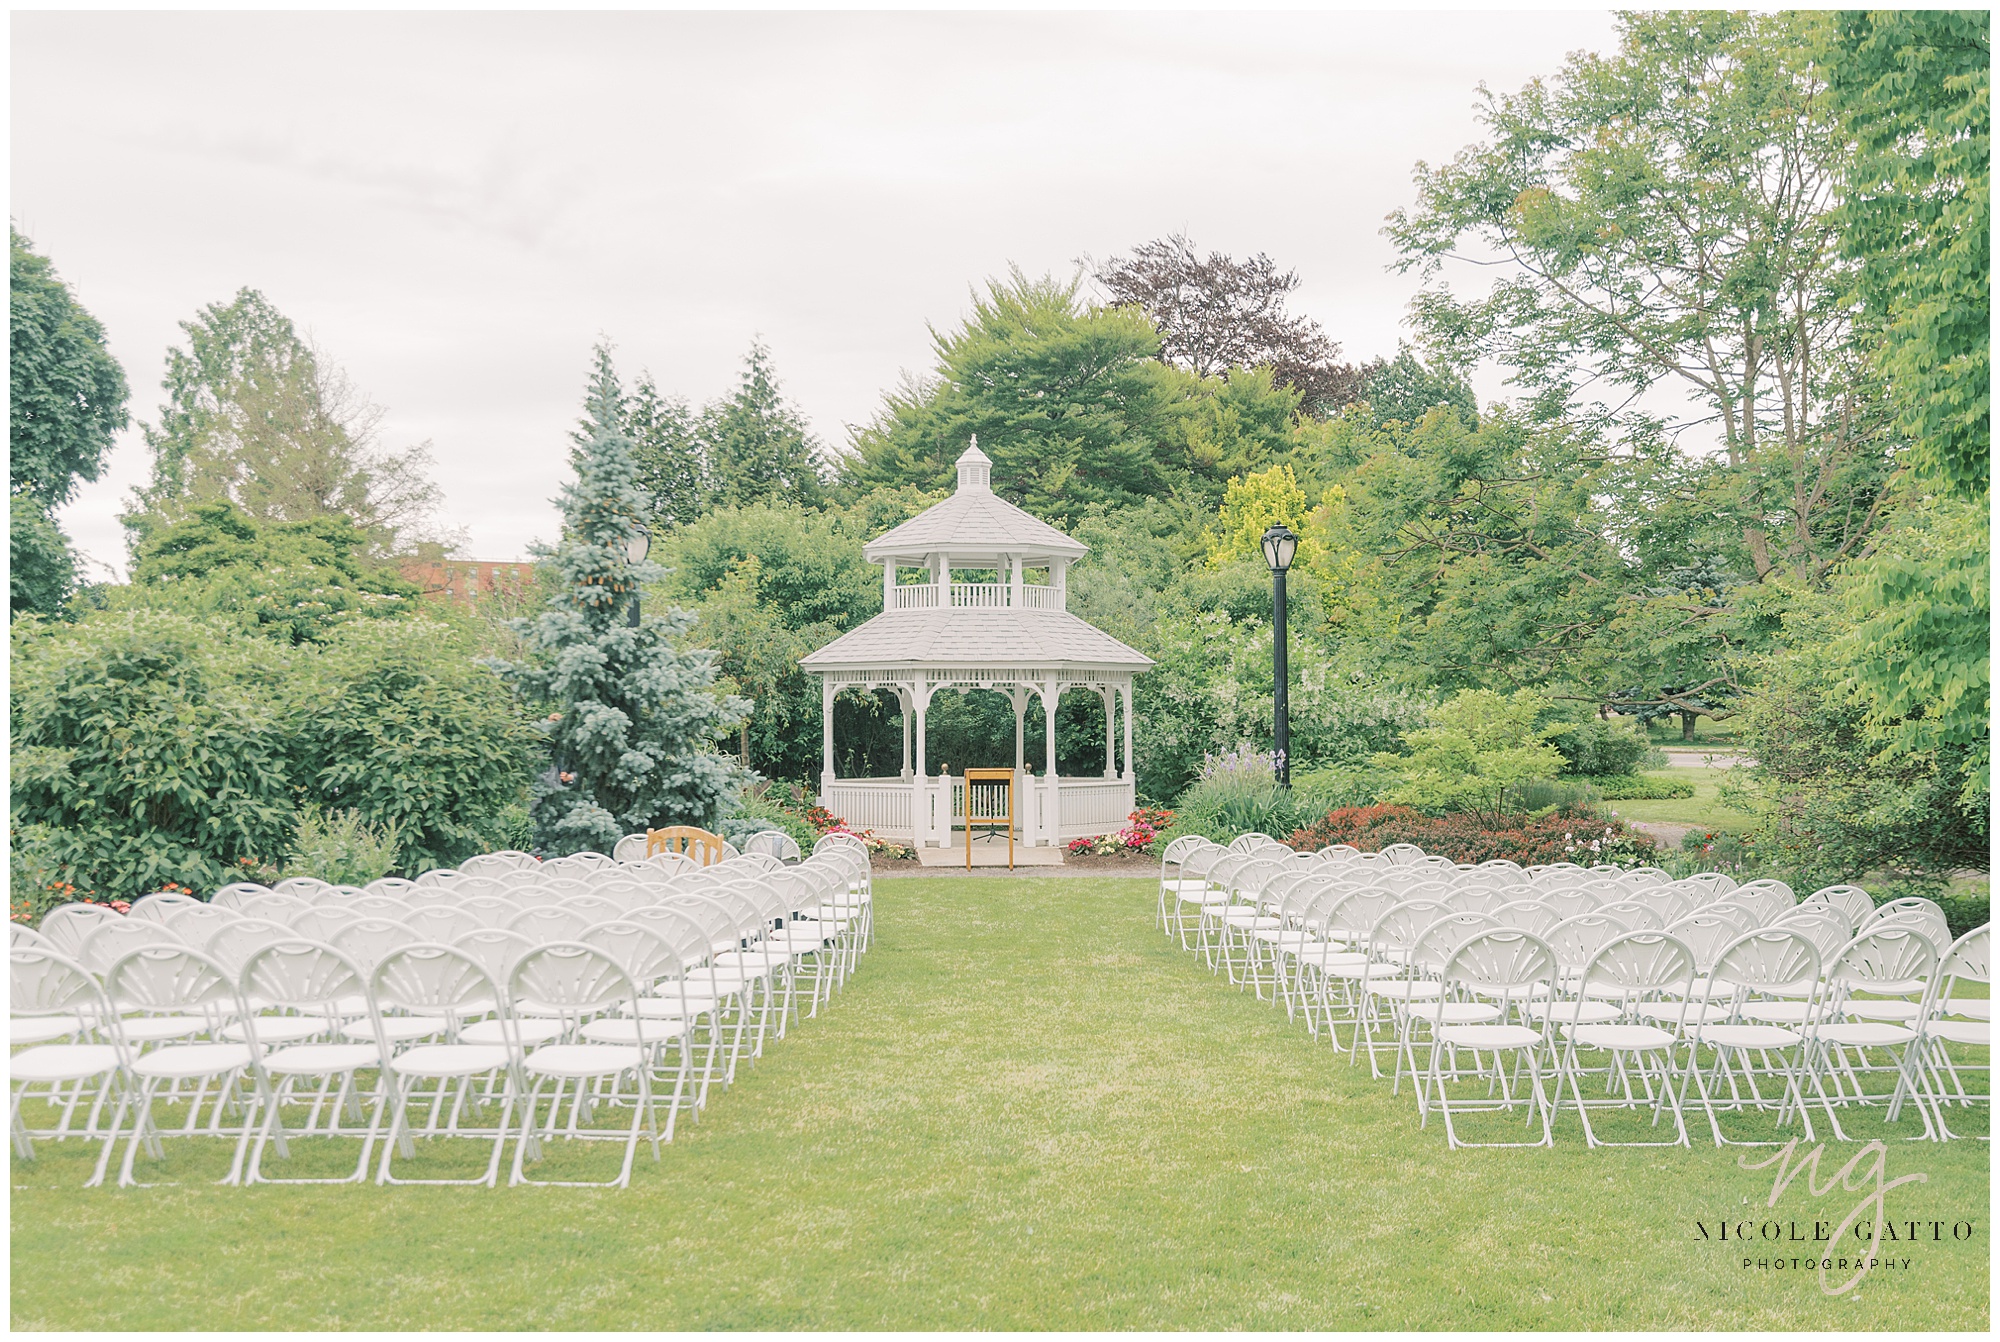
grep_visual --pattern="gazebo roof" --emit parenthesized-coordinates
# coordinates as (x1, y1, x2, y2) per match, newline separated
(862, 444, 1088, 565)
(800, 607, 1152, 674)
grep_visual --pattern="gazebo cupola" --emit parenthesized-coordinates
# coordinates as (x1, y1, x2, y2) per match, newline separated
(801, 441, 1152, 850)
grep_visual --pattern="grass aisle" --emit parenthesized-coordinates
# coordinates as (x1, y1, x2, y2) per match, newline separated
(11, 876, 1990, 1329)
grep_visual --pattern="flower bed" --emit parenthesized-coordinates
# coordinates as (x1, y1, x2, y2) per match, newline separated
(1066, 807, 1174, 857)
(1288, 804, 1656, 866)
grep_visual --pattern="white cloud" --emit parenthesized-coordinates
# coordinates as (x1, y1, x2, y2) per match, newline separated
(13, 8, 1621, 577)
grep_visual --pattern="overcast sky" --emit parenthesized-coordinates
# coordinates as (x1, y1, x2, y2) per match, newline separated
(13, 8, 1623, 578)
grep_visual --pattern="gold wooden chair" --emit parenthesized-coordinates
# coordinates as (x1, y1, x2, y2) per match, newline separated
(647, 826, 725, 866)
(963, 769, 1014, 870)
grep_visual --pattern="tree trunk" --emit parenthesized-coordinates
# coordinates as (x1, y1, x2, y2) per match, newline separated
(1680, 710, 1698, 742)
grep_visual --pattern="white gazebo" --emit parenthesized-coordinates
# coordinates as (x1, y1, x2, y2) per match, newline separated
(801, 443, 1152, 851)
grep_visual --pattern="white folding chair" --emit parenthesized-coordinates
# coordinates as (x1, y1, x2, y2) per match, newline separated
(1551, 932, 1697, 1147)
(9, 948, 129, 1184)
(1805, 927, 1941, 1141)
(1912, 925, 1989, 1140)
(371, 946, 523, 1188)
(238, 940, 389, 1185)
(100, 945, 259, 1186)
(507, 944, 667, 1187)
(128, 892, 204, 924)
(1421, 930, 1558, 1149)
(1681, 928, 1823, 1147)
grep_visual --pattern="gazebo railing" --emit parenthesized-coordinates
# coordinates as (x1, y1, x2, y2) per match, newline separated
(886, 582, 1064, 611)
(820, 773, 1133, 846)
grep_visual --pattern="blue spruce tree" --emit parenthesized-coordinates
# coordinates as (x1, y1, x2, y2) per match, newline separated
(497, 371, 748, 854)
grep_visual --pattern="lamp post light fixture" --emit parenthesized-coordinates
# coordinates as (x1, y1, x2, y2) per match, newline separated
(625, 526, 651, 628)
(1260, 523, 1298, 787)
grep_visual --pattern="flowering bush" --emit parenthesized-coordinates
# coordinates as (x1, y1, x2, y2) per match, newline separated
(1066, 808, 1175, 856)
(1288, 804, 1656, 866)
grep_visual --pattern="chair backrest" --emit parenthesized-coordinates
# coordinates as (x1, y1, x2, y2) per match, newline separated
(414, 868, 465, 887)
(1442, 886, 1507, 916)
(1162, 834, 1212, 868)
(1618, 866, 1672, 888)
(1700, 901, 1762, 935)
(1806, 885, 1874, 928)
(236, 892, 313, 925)
(1663, 913, 1747, 973)
(79, 918, 185, 976)
(1492, 900, 1563, 938)
(649, 826, 726, 865)
(1624, 885, 1696, 923)
(1408, 912, 1501, 976)
(38, 903, 125, 958)
(365, 877, 421, 899)
(103, 944, 244, 1017)
(612, 833, 652, 863)
(1774, 906, 1853, 962)
(450, 927, 536, 984)
(559, 893, 626, 927)
(1442, 929, 1556, 1003)
(623, 905, 712, 961)
(11, 924, 54, 950)
(205, 917, 296, 974)
(1709, 928, 1823, 1000)
(1828, 926, 1939, 994)
(1365, 900, 1452, 959)
(1937, 925, 1991, 996)
(371, 944, 503, 1018)
(239, 940, 373, 1027)
(506, 905, 592, 943)
(212, 882, 275, 908)
(1536, 887, 1602, 921)
(399, 883, 471, 911)
(503, 885, 568, 910)
(331, 917, 423, 973)
(1859, 897, 1950, 945)
(1544, 913, 1630, 970)
(459, 896, 518, 930)
(160, 902, 239, 949)
(128, 892, 204, 923)
(349, 895, 416, 922)
(580, 919, 683, 984)
(1576, 931, 1697, 1004)
(405, 905, 484, 944)
(271, 876, 333, 899)
(508, 942, 641, 1019)
(11, 947, 117, 1030)
(1595, 900, 1665, 931)
(742, 830, 803, 863)
(293, 905, 365, 942)
(459, 851, 538, 877)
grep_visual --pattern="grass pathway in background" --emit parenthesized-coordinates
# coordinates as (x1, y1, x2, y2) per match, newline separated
(10, 877, 1990, 1329)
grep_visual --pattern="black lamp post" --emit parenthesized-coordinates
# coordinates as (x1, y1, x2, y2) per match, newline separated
(624, 527, 650, 628)
(1260, 523, 1298, 787)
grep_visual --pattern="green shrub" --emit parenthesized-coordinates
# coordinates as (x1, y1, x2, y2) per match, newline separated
(1590, 773, 1697, 800)
(1510, 778, 1604, 813)
(10, 610, 296, 899)
(293, 620, 537, 873)
(717, 783, 820, 852)
(1548, 713, 1653, 777)
(283, 806, 402, 887)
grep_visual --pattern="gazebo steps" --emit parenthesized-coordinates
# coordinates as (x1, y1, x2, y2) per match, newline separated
(916, 841, 1066, 868)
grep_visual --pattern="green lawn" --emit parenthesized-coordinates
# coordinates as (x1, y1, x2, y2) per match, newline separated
(12, 877, 1989, 1330)
(1611, 766, 1758, 834)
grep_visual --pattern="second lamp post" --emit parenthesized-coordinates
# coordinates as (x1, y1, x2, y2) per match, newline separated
(1260, 523, 1298, 787)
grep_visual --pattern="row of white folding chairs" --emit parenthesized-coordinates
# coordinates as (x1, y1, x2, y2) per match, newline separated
(12, 926, 777, 1189)
(1167, 857, 1987, 1147)
(13, 873, 878, 1186)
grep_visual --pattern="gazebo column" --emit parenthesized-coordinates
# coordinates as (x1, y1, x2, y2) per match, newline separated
(1042, 680, 1060, 846)
(1121, 679, 1135, 783)
(913, 680, 932, 846)
(897, 686, 912, 780)
(820, 678, 835, 790)
(1099, 685, 1116, 779)
(1009, 687, 1027, 771)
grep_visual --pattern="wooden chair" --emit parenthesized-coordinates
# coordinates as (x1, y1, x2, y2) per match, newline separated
(963, 769, 1014, 870)
(647, 826, 725, 866)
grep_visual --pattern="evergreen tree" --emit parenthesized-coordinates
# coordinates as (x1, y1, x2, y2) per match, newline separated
(704, 342, 827, 509)
(628, 371, 707, 528)
(495, 377, 749, 855)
